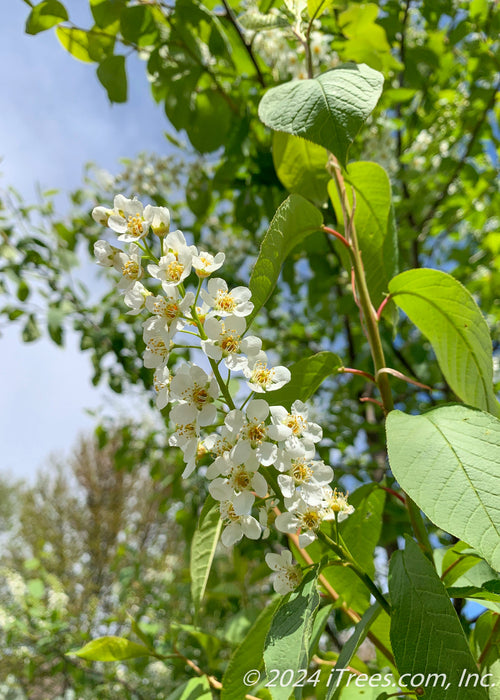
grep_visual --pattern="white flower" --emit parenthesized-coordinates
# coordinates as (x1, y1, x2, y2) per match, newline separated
(228, 399, 286, 466)
(149, 205, 170, 236)
(192, 251, 225, 278)
(243, 353, 291, 393)
(94, 239, 119, 266)
(124, 281, 151, 315)
(92, 205, 113, 226)
(201, 316, 262, 371)
(201, 278, 254, 317)
(113, 244, 143, 292)
(153, 365, 171, 409)
(278, 455, 333, 505)
(170, 363, 219, 426)
(209, 482, 261, 546)
(145, 288, 194, 330)
(163, 229, 198, 259)
(108, 195, 153, 243)
(265, 550, 303, 594)
(322, 487, 355, 522)
(204, 427, 239, 479)
(270, 400, 322, 446)
(169, 403, 200, 477)
(275, 495, 330, 547)
(142, 317, 174, 368)
(147, 250, 193, 288)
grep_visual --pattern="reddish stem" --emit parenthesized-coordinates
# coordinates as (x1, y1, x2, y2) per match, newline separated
(359, 397, 385, 410)
(322, 225, 351, 249)
(380, 486, 406, 505)
(376, 294, 392, 321)
(339, 367, 376, 382)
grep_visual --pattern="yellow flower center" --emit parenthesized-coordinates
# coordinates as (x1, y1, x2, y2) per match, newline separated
(183, 383, 211, 409)
(215, 290, 236, 313)
(285, 415, 305, 435)
(122, 260, 140, 279)
(300, 510, 321, 531)
(246, 422, 266, 443)
(328, 489, 349, 513)
(291, 459, 313, 484)
(231, 467, 252, 492)
(127, 214, 145, 237)
(166, 261, 184, 282)
(251, 363, 272, 387)
(176, 422, 197, 439)
(147, 338, 168, 357)
(221, 332, 240, 354)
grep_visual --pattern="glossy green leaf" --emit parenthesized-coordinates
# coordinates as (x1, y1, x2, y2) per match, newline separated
(328, 161, 398, 308)
(307, 0, 338, 20)
(90, 0, 125, 29)
(264, 565, 320, 700)
(221, 598, 281, 700)
(120, 5, 157, 45)
(190, 495, 222, 615)
(338, 4, 398, 73)
(168, 676, 212, 700)
(471, 612, 500, 700)
(326, 603, 382, 699)
(389, 268, 500, 417)
(248, 194, 323, 324)
(97, 55, 127, 103)
(273, 132, 329, 205)
(26, 1, 68, 35)
(68, 636, 155, 661)
(258, 64, 384, 168)
(389, 538, 488, 699)
(386, 405, 500, 571)
(265, 351, 341, 409)
(56, 27, 94, 63)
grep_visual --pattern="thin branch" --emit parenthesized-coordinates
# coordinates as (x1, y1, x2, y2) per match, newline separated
(220, 0, 266, 87)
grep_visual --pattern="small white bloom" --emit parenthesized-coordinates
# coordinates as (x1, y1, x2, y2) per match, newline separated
(142, 317, 174, 368)
(201, 278, 254, 317)
(145, 288, 194, 330)
(322, 487, 355, 522)
(230, 399, 279, 466)
(163, 229, 198, 259)
(153, 365, 171, 409)
(146, 205, 170, 236)
(113, 244, 143, 292)
(170, 363, 219, 426)
(94, 239, 119, 266)
(243, 353, 291, 393)
(275, 495, 327, 547)
(210, 482, 261, 546)
(169, 403, 200, 477)
(124, 281, 151, 315)
(270, 400, 322, 446)
(204, 427, 239, 479)
(278, 455, 333, 505)
(192, 251, 225, 278)
(109, 195, 153, 243)
(92, 205, 113, 226)
(265, 550, 303, 594)
(201, 315, 262, 371)
(147, 249, 193, 288)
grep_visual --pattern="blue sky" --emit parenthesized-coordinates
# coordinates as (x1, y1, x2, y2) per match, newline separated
(1, 2, 173, 480)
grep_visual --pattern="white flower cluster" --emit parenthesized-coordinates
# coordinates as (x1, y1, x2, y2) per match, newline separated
(92, 195, 354, 594)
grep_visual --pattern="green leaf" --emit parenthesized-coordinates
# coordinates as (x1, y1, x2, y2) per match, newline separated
(120, 5, 157, 45)
(221, 598, 281, 700)
(389, 538, 488, 700)
(328, 161, 398, 308)
(388, 269, 500, 417)
(68, 636, 155, 661)
(258, 64, 384, 168)
(22, 314, 41, 343)
(326, 603, 382, 699)
(238, 9, 289, 30)
(190, 495, 222, 615)
(90, 0, 125, 29)
(56, 26, 94, 62)
(337, 4, 398, 73)
(387, 405, 500, 572)
(273, 132, 329, 205)
(169, 676, 212, 700)
(264, 565, 320, 700)
(187, 90, 233, 154)
(307, 0, 338, 21)
(17, 280, 30, 302)
(26, 1, 68, 35)
(47, 306, 64, 346)
(97, 55, 127, 103)
(471, 612, 500, 700)
(265, 351, 340, 409)
(248, 194, 323, 324)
